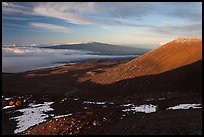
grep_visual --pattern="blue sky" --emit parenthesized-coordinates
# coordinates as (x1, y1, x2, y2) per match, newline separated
(2, 2, 202, 49)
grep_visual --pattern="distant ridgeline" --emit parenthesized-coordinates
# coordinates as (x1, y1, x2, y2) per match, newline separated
(40, 42, 150, 55)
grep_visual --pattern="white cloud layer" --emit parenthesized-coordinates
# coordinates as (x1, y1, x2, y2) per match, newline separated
(30, 22, 72, 33)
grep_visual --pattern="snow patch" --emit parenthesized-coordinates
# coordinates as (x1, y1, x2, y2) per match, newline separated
(158, 98, 165, 101)
(167, 104, 202, 110)
(123, 104, 134, 107)
(122, 104, 157, 113)
(4, 97, 12, 101)
(61, 98, 67, 102)
(83, 101, 106, 105)
(60, 98, 67, 103)
(10, 102, 54, 134)
(53, 113, 72, 119)
(3, 105, 15, 109)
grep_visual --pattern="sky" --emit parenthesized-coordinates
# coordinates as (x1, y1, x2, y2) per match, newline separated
(2, 2, 202, 49)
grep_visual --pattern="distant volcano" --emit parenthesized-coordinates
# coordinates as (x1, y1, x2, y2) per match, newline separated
(40, 42, 149, 55)
(90, 38, 202, 84)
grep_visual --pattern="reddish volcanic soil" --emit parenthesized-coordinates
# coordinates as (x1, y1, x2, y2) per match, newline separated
(2, 60, 126, 96)
(2, 38, 202, 135)
(90, 38, 202, 84)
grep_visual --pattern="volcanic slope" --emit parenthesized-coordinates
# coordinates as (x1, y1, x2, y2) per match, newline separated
(90, 38, 202, 84)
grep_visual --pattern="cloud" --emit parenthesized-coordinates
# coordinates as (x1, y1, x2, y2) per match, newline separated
(168, 8, 201, 22)
(101, 26, 111, 30)
(2, 15, 42, 20)
(157, 2, 202, 22)
(2, 2, 202, 43)
(31, 2, 157, 26)
(2, 23, 46, 33)
(3, 2, 201, 27)
(3, 16, 32, 20)
(148, 22, 202, 37)
(2, 2, 9, 6)
(95, 2, 154, 18)
(2, 2, 32, 15)
(30, 22, 72, 33)
(2, 2, 150, 26)
(32, 3, 93, 25)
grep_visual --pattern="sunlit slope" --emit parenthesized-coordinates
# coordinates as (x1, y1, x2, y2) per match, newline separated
(90, 38, 202, 84)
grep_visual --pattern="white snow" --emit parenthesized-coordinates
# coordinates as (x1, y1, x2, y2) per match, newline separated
(174, 38, 201, 44)
(109, 102, 114, 105)
(122, 104, 157, 113)
(60, 98, 67, 103)
(4, 97, 12, 100)
(53, 113, 72, 119)
(62, 98, 67, 102)
(10, 102, 54, 134)
(123, 104, 134, 107)
(167, 104, 202, 110)
(3, 105, 15, 109)
(103, 117, 107, 121)
(158, 98, 165, 101)
(145, 98, 154, 102)
(83, 101, 106, 105)
(50, 114, 55, 117)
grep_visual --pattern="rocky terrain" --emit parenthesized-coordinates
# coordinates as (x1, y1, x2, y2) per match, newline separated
(2, 38, 202, 135)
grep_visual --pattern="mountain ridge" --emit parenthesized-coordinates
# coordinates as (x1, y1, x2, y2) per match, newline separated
(40, 42, 150, 55)
(89, 38, 202, 84)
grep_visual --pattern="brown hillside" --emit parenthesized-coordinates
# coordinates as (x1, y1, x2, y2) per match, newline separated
(90, 38, 202, 84)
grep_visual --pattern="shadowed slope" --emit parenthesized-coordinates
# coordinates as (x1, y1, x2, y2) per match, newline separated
(90, 38, 202, 84)
(76, 60, 202, 100)
(109, 60, 202, 94)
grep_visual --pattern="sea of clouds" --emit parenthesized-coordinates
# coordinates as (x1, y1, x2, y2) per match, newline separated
(2, 44, 137, 73)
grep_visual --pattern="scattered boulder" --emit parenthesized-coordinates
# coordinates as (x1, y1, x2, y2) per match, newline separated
(86, 71, 96, 76)
(9, 100, 15, 106)
(15, 100, 22, 107)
